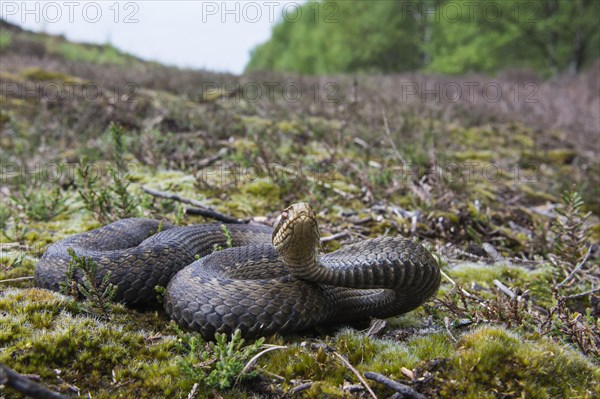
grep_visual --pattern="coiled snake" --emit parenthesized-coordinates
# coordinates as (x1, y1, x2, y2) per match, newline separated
(35, 203, 440, 338)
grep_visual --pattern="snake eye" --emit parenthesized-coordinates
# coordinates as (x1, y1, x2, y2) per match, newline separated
(273, 211, 286, 229)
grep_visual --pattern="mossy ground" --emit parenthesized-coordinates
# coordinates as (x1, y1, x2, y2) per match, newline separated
(1, 21, 599, 398)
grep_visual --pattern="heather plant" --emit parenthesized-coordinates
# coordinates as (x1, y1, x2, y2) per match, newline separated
(59, 248, 118, 319)
(177, 329, 265, 390)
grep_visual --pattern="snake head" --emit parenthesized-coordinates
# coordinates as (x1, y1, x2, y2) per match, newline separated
(272, 203, 320, 256)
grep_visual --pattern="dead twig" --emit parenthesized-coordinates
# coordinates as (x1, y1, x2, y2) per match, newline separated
(332, 352, 377, 399)
(366, 319, 387, 338)
(483, 243, 503, 261)
(0, 363, 68, 399)
(232, 344, 287, 389)
(563, 287, 600, 300)
(290, 382, 313, 394)
(441, 269, 485, 302)
(141, 187, 244, 224)
(197, 147, 228, 169)
(493, 279, 516, 300)
(363, 371, 426, 399)
(556, 246, 593, 289)
(237, 345, 288, 384)
(187, 383, 199, 399)
(443, 317, 459, 342)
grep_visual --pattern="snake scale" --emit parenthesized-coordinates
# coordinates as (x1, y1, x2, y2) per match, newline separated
(35, 203, 441, 339)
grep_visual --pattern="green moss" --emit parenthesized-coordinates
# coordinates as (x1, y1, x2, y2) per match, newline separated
(259, 329, 454, 396)
(387, 312, 427, 329)
(303, 381, 348, 398)
(520, 184, 559, 203)
(276, 120, 302, 135)
(589, 223, 600, 241)
(547, 149, 577, 165)
(0, 289, 222, 397)
(452, 150, 495, 162)
(21, 67, 71, 82)
(431, 211, 460, 224)
(368, 219, 394, 236)
(0, 252, 36, 285)
(450, 263, 532, 290)
(0, 111, 10, 129)
(408, 333, 453, 361)
(241, 115, 273, 132)
(221, 180, 283, 212)
(241, 180, 281, 198)
(262, 344, 344, 383)
(439, 326, 600, 398)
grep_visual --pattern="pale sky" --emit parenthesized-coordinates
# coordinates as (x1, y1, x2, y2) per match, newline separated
(1, 1, 305, 74)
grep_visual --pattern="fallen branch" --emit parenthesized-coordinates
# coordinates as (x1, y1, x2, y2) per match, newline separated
(183, 206, 244, 223)
(363, 371, 426, 399)
(0, 363, 68, 399)
(141, 187, 244, 224)
(0, 276, 35, 284)
(333, 352, 377, 399)
(290, 382, 313, 394)
(320, 231, 350, 243)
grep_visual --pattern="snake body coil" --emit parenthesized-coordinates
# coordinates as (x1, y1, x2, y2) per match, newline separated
(36, 203, 440, 339)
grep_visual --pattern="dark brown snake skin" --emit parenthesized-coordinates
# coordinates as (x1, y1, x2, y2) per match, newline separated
(35, 203, 440, 339)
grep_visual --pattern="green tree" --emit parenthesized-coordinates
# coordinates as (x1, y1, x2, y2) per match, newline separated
(247, 0, 425, 74)
(247, 0, 599, 76)
(426, 0, 599, 76)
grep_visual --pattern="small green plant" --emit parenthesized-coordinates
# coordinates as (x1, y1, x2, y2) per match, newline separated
(61, 248, 118, 319)
(109, 166, 138, 219)
(0, 30, 11, 52)
(221, 224, 233, 248)
(208, 330, 264, 389)
(10, 185, 68, 222)
(77, 159, 140, 223)
(0, 206, 11, 231)
(154, 285, 166, 302)
(59, 257, 79, 299)
(108, 122, 127, 169)
(542, 297, 600, 358)
(77, 159, 111, 223)
(174, 204, 185, 225)
(542, 189, 598, 358)
(212, 224, 234, 253)
(0, 213, 29, 242)
(551, 190, 591, 275)
(178, 329, 265, 390)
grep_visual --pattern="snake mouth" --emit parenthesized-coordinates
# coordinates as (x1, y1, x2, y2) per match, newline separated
(272, 202, 318, 249)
